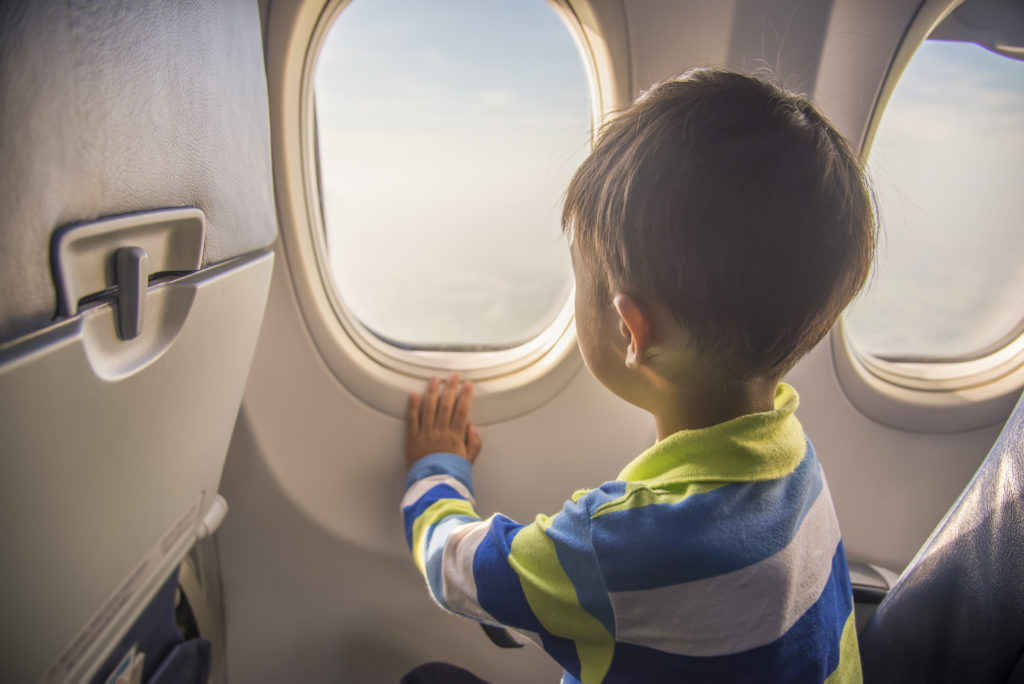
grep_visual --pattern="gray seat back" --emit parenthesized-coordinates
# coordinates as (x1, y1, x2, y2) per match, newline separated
(0, 1, 277, 680)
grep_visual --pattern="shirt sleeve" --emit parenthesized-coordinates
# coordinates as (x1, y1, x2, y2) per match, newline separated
(401, 453, 617, 683)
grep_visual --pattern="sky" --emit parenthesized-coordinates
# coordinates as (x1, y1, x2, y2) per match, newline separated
(314, 0, 591, 349)
(845, 40, 1024, 360)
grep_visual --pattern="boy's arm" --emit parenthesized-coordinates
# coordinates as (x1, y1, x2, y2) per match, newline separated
(403, 376, 616, 683)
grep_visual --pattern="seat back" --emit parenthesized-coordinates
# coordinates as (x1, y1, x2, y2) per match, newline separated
(0, 0, 276, 680)
(859, 391, 1024, 682)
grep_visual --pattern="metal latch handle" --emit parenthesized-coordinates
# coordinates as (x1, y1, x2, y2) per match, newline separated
(51, 208, 205, 341)
(116, 247, 148, 340)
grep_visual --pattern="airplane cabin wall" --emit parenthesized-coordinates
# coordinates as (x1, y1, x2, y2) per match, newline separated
(215, 0, 1005, 680)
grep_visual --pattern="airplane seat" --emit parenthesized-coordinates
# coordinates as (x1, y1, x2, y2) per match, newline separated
(858, 390, 1024, 683)
(0, 0, 276, 681)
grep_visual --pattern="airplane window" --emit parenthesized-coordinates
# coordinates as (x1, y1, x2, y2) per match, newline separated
(313, 0, 592, 351)
(845, 40, 1024, 362)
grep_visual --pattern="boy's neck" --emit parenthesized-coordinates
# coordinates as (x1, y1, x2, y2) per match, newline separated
(651, 377, 778, 439)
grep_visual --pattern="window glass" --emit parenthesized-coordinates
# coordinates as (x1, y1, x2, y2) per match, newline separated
(845, 40, 1024, 361)
(313, 0, 592, 350)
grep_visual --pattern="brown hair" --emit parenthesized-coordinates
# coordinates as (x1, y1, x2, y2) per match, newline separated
(562, 68, 876, 381)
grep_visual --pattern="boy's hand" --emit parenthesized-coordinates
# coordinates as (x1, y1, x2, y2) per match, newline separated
(406, 373, 482, 469)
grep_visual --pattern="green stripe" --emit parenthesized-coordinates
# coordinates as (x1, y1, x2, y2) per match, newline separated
(591, 480, 725, 519)
(509, 517, 615, 683)
(824, 608, 863, 684)
(570, 488, 591, 503)
(411, 498, 477, 574)
(618, 383, 805, 484)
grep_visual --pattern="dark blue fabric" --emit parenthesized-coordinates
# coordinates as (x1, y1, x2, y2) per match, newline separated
(470, 514, 545, 633)
(860, 390, 1024, 683)
(89, 569, 211, 684)
(539, 632, 583, 683)
(89, 571, 183, 684)
(149, 638, 210, 684)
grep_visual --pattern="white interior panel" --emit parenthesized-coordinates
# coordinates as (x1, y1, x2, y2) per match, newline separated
(624, 0, 736, 87)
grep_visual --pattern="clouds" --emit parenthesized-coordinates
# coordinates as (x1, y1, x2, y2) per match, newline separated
(475, 89, 515, 108)
(848, 40, 1024, 359)
(313, 0, 590, 348)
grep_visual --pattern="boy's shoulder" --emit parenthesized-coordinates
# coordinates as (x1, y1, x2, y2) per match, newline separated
(570, 432, 826, 544)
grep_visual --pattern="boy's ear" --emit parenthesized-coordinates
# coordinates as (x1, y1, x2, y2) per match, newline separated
(612, 294, 651, 369)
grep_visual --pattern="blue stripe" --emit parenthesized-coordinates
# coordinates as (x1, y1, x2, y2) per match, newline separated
(603, 542, 854, 682)
(469, 515, 586, 679)
(595, 443, 823, 591)
(402, 483, 468, 548)
(574, 480, 629, 509)
(423, 514, 479, 610)
(471, 515, 547, 634)
(405, 452, 475, 494)
(540, 634, 582, 682)
(823, 541, 853, 676)
(545, 498, 616, 635)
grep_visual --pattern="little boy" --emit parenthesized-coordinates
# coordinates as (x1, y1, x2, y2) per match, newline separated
(401, 68, 874, 683)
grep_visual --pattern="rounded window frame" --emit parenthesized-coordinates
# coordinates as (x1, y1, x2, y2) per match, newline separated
(833, 0, 1024, 432)
(269, 0, 630, 422)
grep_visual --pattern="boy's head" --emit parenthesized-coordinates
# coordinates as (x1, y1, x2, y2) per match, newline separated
(563, 68, 875, 384)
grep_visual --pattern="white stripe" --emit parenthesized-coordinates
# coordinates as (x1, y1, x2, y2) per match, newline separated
(611, 485, 841, 657)
(424, 514, 478, 607)
(440, 517, 500, 623)
(402, 474, 475, 510)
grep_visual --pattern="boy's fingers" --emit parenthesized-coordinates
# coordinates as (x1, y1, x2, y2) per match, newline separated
(465, 424, 482, 463)
(451, 381, 474, 432)
(421, 376, 440, 428)
(436, 372, 459, 427)
(407, 392, 420, 436)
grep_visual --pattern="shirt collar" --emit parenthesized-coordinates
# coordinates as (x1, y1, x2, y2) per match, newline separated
(617, 383, 805, 485)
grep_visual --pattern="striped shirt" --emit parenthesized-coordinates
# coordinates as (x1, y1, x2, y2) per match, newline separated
(401, 383, 862, 683)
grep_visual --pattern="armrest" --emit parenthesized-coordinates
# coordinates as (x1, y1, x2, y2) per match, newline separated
(849, 561, 900, 631)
